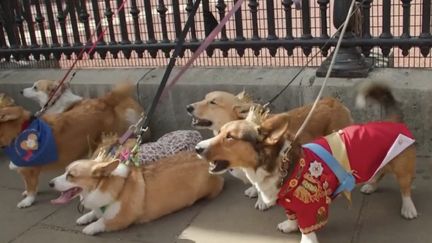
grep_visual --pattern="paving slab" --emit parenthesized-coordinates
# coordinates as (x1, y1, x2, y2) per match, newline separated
(0, 188, 60, 242)
(11, 226, 145, 243)
(179, 177, 364, 243)
(41, 198, 209, 243)
(353, 158, 432, 243)
(1, 155, 431, 243)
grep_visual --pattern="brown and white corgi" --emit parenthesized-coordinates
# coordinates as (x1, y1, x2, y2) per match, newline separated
(49, 151, 223, 235)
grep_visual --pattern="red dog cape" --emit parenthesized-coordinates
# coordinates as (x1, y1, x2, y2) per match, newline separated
(277, 121, 414, 233)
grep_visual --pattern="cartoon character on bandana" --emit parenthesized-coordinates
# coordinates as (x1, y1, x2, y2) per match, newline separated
(277, 121, 415, 234)
(20, 133, 39, 161)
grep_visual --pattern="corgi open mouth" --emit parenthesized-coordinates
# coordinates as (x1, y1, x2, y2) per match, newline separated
(192, 117, 213, 127)
(51, 187, 82, 205)
(209, 160, 229, 174)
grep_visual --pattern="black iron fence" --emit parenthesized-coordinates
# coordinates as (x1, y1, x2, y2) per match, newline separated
(0, 0, 431, 75)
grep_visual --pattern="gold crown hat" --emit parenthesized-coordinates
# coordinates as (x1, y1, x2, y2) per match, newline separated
(236, 89, 253, 103)
(245, 104, 269, 126)
(0, 93, 15, 108)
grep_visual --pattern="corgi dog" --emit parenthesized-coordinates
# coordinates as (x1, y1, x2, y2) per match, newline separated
(49, 151, 224, 235)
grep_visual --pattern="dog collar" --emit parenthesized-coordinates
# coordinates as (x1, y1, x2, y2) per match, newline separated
(20, 115, 35, 131)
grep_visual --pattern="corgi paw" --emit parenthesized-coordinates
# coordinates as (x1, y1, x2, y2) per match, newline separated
(277, 219, 298, 233)
(9, 161, 19, 170)
(360, 183, 378, 194)
(244, 186, 258, 198)
(255, 197, 274, 211)
(76, 211, 97, 225)
(401, 196, 418, 219)
(82, 220, 105, 235)
(17, 195, 35, 208)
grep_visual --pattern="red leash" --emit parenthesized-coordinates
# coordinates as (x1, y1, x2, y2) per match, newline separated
(37, 0, 128, 116)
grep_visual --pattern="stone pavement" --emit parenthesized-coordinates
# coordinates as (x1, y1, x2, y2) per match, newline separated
(0, 155, 431, 243)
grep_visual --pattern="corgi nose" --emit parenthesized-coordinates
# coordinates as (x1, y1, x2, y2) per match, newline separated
(48, 181, 54, 188)
(186, 105, 194, 113)
(195, 145, 204, 155)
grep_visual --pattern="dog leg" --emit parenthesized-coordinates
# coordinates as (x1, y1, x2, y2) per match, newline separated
(392, 149, 418, 219)
(401, 196, 417, 219)
(77, 210, 98, 225)
(300, 232, 319, 243)
(82, 218, 106, 235)
(244, 186, 258, 198)
(17, 168, 40, 208)
(396, 172, 418, 219)
(277, 219, 298, 233)
(360, 171, 385, 194)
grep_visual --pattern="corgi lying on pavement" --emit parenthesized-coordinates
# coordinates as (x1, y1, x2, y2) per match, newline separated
(188, 91, 353, 210)
(2, 84, 142, 208)
(49, 130, 223, 235)
(195, 83, 417, 243)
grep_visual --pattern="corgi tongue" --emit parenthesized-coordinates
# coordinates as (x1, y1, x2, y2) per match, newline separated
(51, 187, 82, 205)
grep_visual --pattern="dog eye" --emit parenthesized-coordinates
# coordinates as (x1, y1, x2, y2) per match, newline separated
(66, 172, 74, 179)
(226, 133, 234, 141)
(33, 86, 37, 90)
(209, 100, 217, 105)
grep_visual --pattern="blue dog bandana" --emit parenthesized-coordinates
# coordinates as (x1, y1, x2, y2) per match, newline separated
(3, 118, 58, 167)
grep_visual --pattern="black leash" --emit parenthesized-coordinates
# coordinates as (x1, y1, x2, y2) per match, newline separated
(263, 5, 360, 108)
(135, 0, 202, 143)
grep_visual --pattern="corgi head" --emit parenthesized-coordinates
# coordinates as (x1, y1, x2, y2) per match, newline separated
(186, 91, 254, 132)
(21, 80, 59, 106)
(49, 159, 129, 208)
(195, 112, 297, 174)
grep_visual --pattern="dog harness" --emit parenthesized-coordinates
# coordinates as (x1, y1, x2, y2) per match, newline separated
(119, 130, 202, 165)
(277, 121, 414, 234)
(4, 118, 58, 167)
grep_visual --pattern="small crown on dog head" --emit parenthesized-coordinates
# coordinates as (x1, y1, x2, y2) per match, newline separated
(94, 150, 116, 162)
(0, 93, 15, 108)
(236, 90, 253, 103)
(245, 104, 269, 126)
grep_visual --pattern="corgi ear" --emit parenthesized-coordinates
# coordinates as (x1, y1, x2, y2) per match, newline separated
(47, 81, 59, 94)
(0, 107, 22, 122)
(235, 90, 253, 103)
(259, 123, 289, 145)
(258, 116, 290, 145)
(91, 159, 120, 177)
